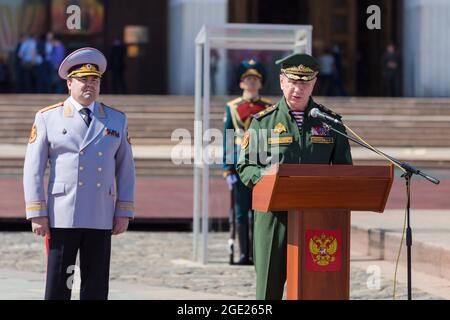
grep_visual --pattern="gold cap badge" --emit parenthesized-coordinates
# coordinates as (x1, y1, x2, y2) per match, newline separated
(68, 63, 102, 78)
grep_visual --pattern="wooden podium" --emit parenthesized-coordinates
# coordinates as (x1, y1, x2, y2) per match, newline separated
(252, 164, 394, 300)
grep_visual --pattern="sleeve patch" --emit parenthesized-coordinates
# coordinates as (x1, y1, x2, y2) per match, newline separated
(28, 124, 37, 144)
(126, 127, 132, 144)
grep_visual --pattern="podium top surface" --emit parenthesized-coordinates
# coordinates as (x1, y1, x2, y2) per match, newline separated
(253, 164, 394, 213)
(275, 164, 392, 177)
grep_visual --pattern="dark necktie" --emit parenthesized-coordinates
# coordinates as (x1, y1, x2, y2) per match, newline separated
(80, 108, 92, 127)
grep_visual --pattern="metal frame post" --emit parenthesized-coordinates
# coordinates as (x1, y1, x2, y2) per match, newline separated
(193, 40, 203, 261)
(201, 30, 211, 265)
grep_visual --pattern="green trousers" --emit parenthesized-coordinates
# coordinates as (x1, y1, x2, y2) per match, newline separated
(233, 178, 252, 226)
(254, 210, 287, 300)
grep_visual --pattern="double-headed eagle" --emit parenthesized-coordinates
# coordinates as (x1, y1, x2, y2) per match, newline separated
(309, 234, 338, 266)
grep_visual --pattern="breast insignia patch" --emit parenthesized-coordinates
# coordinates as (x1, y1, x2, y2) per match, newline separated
(273, 122, 287, 134)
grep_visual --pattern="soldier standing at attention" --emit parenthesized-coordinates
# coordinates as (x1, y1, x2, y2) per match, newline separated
(237, 53, 352, 299)
(223, 59, 272, 265)
(23, 47, 135, 300)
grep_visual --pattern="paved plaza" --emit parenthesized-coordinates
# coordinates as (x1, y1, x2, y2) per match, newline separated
(0, 231, 449, 300)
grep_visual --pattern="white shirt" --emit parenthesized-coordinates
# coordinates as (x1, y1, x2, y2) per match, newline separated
(69, 97, 95, 124)
(69, 96, 95, 113)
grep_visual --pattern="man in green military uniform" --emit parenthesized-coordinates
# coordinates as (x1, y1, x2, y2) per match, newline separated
(223, 59, 272, 265)
(236, 53, 352, 299)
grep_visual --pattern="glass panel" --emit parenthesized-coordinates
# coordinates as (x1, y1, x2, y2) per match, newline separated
(201, 24, 312, 52)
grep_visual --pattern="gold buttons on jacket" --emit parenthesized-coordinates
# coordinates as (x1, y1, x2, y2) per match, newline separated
(96, 183, 101, 187)
(79, 166, 84, 171)
(97, 167, 102, 172)
(78, 181, 84, 186)
(98, 151, 103, 156)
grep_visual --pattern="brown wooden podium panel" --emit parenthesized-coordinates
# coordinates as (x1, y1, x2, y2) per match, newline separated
(287, 209, 350, 300)
(252, 164, 394, 300)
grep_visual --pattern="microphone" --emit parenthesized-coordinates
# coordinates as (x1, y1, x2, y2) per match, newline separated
(309, 108, 342, 124)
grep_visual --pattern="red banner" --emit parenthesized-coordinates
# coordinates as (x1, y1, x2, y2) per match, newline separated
(305, 230, 342, 272)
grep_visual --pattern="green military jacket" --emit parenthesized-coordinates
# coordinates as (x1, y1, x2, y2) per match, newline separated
(236, 96, 353, 188)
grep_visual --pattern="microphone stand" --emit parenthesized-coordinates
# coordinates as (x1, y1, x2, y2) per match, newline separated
(321, 121, 440, 300)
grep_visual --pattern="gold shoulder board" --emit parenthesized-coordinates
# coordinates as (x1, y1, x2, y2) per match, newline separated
(39, 102, 64, 113)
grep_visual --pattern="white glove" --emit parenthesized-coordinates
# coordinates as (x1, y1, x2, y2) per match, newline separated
(226, 174, 238, 191)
